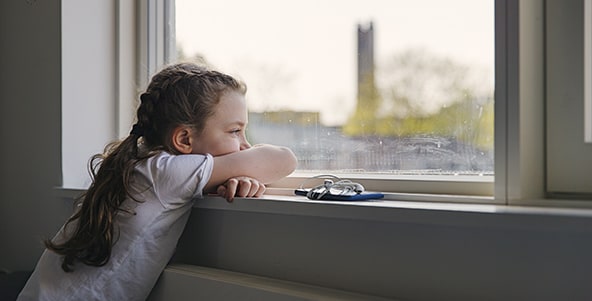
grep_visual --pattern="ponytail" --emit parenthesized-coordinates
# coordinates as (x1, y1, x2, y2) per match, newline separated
(45, 134, 147, 272)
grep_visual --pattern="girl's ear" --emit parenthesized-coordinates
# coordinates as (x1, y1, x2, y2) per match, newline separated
(171, 126, 193, 154)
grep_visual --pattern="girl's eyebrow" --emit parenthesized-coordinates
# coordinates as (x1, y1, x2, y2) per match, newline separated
(225, 120, 247, 127)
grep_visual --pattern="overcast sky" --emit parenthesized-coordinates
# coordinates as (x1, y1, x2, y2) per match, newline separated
(175, 0, 494, 125)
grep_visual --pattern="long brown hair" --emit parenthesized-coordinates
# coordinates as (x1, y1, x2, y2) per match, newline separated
(45, 63, 246, 272)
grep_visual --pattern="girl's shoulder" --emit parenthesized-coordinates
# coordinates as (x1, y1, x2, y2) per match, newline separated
(136, 152, 214, 201)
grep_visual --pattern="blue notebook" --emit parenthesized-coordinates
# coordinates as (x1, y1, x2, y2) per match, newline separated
(294, 189, 384, 201)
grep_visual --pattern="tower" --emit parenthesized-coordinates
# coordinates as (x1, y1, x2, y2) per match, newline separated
(357, 22, 375, 94)
(344, 21, 379, 136)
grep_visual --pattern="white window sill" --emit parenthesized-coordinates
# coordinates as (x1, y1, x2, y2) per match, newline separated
(54, 186, 592, 232)
(190, 193, 592, 230)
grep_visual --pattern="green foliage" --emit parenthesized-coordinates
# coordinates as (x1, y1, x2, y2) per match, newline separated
(344, 48, 494, 150)
(343, 73, 381, 136)
(372, 97, 494, 150)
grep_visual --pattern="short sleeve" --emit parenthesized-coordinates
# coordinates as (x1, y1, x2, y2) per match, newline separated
(139, 152, 214, 208)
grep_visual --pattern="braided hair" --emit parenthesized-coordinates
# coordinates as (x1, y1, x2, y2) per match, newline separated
(45, 63, 246, 272)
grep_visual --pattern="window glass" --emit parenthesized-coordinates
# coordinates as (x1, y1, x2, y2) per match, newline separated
(175, 0, 494, 176)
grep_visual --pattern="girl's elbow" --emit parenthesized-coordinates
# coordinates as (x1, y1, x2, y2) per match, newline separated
(274, 146, 297, 175)
(259, 145, 298, 177)
(284, 148, 298, 173)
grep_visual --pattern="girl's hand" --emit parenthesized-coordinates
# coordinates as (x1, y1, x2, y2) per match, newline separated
(216, 176, 266, 202)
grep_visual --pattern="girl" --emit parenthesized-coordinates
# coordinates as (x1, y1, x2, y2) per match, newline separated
(17, 63, 297, 301)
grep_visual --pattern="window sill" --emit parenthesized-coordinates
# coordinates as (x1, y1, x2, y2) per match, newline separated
(192, 192, 592, 231)
(53, 186, 592, 231)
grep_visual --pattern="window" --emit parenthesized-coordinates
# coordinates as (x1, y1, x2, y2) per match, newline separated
(60, 0, 591, 205)
(174, 0, 494, 196)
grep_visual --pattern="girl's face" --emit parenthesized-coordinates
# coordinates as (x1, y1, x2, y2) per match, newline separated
(191, 91, 251, 156)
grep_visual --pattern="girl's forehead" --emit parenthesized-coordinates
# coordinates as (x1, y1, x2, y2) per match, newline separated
(218, 91, 246, 107)
(211, 91, 247, 118)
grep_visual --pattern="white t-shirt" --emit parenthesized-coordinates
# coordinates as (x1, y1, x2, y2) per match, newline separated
(17, 152, 214, 301)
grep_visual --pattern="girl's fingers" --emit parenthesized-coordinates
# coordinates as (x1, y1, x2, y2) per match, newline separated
(223, 178, 239, 202)
(254, 183, 266, 197)
(236, 177, 253, 197)
(216, 185, 226, 196)
(220, 177, 266, 202)
(242, 178, 265, 198)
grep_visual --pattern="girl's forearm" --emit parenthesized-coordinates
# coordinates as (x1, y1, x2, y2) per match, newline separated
(206, 145, 297, 191)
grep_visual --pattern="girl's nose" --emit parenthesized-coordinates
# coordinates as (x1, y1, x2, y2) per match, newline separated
(240, 136, 251, 150)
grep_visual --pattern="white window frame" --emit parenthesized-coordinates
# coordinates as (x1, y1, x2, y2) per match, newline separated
(494, 0, 546, 205)
(137, 0, 176, 91)
(120, 0, 176, 139)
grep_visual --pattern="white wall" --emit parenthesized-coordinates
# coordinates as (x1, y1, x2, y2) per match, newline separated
(61, 0, 117, 189)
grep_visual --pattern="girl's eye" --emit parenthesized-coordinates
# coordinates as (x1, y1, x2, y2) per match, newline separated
(230, 129, 242, 135)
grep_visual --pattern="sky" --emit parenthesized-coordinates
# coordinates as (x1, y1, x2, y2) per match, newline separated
(175, 0, 494, 125)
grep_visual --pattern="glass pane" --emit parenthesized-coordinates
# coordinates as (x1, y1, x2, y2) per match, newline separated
(175, 0, 494, 176)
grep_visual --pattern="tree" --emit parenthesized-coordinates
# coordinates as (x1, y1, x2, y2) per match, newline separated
(343, 48, 494, 150)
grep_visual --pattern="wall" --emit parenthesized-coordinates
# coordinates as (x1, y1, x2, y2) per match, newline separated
(546, 0, 592, 194)
(170, 198, 592, 301)
(0, 0, 120, 271)
(0, 0, 70, 271)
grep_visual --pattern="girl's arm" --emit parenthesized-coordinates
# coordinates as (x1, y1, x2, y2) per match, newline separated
(203, 144, 297, 193)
